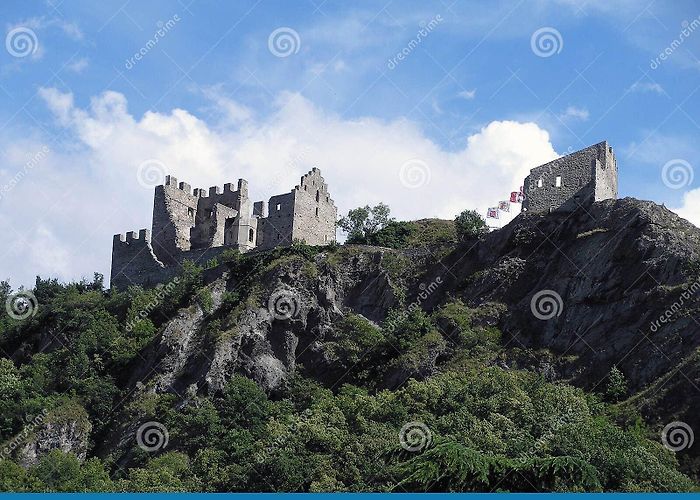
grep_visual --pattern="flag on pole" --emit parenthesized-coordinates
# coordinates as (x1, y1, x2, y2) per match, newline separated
(487, 208, 499, 219)
(510, 191, 518, 203)
(498, 201, 510, 212)
(517, 186, 526, 203)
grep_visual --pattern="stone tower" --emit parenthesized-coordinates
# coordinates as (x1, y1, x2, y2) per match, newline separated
(522, 141, 618, 214)
(256, 168, 337, 249)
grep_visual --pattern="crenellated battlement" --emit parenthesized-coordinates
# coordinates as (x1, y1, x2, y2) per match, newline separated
(113, 228, 151, 245)
(111, 168, 337, 289)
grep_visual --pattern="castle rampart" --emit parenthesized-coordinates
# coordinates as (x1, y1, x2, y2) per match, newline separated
(111, 168, 337, 289)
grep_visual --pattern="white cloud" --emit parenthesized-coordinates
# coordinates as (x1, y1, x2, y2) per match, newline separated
(66, 57, 88, 73)
(0, 88, 558, 287)
(559, 106, 589, 121)
(458, 89, 476, 100)
(671, 188, 700, 227)
(627, 82, 665, 94)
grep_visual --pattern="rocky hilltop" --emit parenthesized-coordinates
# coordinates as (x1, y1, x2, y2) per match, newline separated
(2, 197, 699, 491)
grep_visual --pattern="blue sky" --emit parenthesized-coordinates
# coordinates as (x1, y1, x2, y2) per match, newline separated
(0, 0, 699, 287)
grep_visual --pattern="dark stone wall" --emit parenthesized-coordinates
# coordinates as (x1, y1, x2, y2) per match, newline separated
(523, 142, 616, 214)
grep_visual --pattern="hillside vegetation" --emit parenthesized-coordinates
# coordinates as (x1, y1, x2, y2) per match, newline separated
(1, 198, 699, 492)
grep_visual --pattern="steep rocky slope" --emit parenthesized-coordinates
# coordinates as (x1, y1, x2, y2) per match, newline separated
(3, 197, 699, 486)
(89, 197, 700, 473)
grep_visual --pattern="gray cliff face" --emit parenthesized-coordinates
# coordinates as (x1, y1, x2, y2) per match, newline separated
(17, 405, 92, 467)
(105, 198, 700, 469)
(126, 198, 700, 403)
(126, 247, 405, 401)
(421, 198, 700, 390)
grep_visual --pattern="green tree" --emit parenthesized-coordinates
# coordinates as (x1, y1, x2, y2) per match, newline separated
(29, 450, 112, 492)
(454, 209, 488, 240)
(604, 365, 628, 402)
(338, 203, 392, 243)
(0, 459, 42, 491)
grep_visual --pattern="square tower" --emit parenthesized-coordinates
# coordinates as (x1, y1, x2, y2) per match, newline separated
(522, 141, 617, 214)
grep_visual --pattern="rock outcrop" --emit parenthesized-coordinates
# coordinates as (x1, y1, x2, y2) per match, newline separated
(99, 198, 700, 472)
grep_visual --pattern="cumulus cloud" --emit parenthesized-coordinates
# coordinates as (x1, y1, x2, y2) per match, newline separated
(0, 88, 558, 287)
(671, 188, 700, 227)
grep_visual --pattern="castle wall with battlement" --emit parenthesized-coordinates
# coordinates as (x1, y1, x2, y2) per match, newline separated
(111, 168, 337, 289)
(522, 141, 618, 214)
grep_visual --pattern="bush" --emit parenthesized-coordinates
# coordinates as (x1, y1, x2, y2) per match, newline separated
(455, 209, 488, 240)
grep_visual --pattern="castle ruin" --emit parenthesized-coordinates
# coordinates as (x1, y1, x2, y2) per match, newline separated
(522, 141, 618, 214)
(111, 168, 337, 289)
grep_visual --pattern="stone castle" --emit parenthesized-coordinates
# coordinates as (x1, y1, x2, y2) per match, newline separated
(111, 142, 618, 289)
(522, 141, 618, 213)
(111, 168, 337, 289)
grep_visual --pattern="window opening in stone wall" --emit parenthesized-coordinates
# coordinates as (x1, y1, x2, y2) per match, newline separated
(316, 190, 320, 202)
(556, 176, 562, 187)
(249, 228, 254, 242)
(537, 178, 543, 188)
(276, 203, 281, 211)
(188, 208, 194, 217)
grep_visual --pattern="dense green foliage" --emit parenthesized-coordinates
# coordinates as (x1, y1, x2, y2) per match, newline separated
(338, 204, 457, 249)
(455, 209, 488, 240)
(338, 203, 392, 243)
(0, 250, 695, 492)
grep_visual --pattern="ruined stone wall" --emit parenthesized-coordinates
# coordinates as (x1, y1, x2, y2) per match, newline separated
(522, 142, 616, 214)
(151, 177, 198, 264)
(595, 142, 618, 202)
(191, 203, 238, 248)
(111, 229, 171, 290)
(257, 191, 295, 250)
(290, 168, 337, 245)
(113, 169, 338, 289)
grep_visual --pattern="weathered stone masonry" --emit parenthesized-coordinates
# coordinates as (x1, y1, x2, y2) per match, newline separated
(111, 168, 337, 289)
(522, 141, 618, 214)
